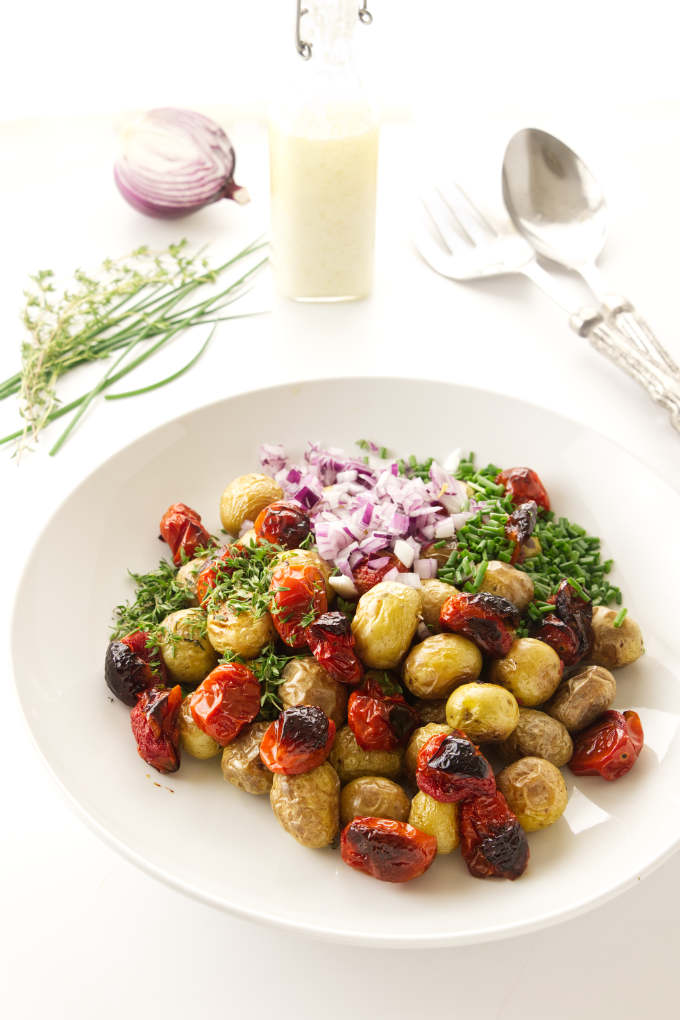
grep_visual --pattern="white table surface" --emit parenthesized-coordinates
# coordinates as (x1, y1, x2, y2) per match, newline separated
(2, 109, 679, 1017)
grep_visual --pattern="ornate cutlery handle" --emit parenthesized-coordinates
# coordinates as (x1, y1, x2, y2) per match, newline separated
(601, 295, 680, 380)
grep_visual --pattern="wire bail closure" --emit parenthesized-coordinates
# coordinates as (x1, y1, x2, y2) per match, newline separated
(296, 0, 373, 59)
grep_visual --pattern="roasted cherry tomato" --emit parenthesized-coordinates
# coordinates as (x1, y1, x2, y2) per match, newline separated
(533, 579, 593, 666)
(159, 502, 212, 566)
(416, 731, 496, 803)
(460, 791, 529, 880)
(532, 614, 580, 665)
(440, 590, 520, 658)
(190, 663, 261, 745)
(305, 611, 364, 684)
(569, 709, 644, 781)
(496, 467, 550, 511)
(260, 705, 336, 775)
(340, 816, 437, 883)
(130, 684, 182, 774)
(269, 562, 328, 648)
(196, 545, 240, 605)
(254, 500, 311, 549)
(105, 629, 165, 706)
(353, 553, 408, 596)
(347, 673, 419, 751)
(504, 500, 538, 564)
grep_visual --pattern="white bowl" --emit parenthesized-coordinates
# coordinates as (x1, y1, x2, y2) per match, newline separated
(12, 378, 680, 946)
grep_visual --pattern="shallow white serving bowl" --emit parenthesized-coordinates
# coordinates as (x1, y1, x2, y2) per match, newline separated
(11, 378, 680, 946)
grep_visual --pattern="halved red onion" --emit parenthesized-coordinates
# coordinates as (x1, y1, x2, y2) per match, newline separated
(114, 108, 250, 218)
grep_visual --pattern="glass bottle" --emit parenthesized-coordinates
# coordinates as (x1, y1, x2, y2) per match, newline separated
(269, 0, 378, 301)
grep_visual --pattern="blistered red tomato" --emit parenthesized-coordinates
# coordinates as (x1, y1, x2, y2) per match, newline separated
(440, 591, 520, 658)
(347, 673, 419, 751)
(269, 562, 328, 648)
(340, 817, 437, 883)
(353, 553, 408, 596)
(569, 709, 644, 781)
(533, 579, 593, 666)
(130, 684, 182, 774)
(504, 500, 538, 564)
(496, 467, 550, 511)
(460, 791, 529, 880)
(305, 611, 363, 684)
(159, 502, 212, 566)
(190, 663, 261, 745)
(254, 500, 311, 549)
(416, 731, 496, 803)
(259, 706, 335, 775)
(105, 629, 166, 706)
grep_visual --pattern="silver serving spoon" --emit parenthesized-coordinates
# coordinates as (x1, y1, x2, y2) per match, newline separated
(502, 127, 680, 378)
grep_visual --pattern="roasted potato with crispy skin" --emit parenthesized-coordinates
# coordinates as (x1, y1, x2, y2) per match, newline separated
(411, 698, 448, 725)
(445, 682, 519, 742)
(403, 633, 482, 700)
(159, 608, 217, 686)
(179, 694, 220, 759)
(404, 722, 451, 782)
(420, 578, 459, 631)
(176, 557, 206, 604)
(206, 601, 274, 658)
(590, 606, 644, 669)
(478, 560, 534, 611)
(497, 757, 568, 832)
(489, 637, 562, 707)
(545, 665, 616, 733)
(408, 792, 460, 854)
(351, 581, 423, 669)
(340, 776, 411, 826)
(329, 725, 403, 783)
(221, 722, 272, 795)
(499, 708, 573, 767)
(220, 474, 283, 537)
(270, 762, 340, 848)
(279, 656, 348, 728)
(273, 548, 334, 602)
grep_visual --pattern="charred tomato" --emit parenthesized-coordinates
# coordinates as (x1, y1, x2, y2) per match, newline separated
(105, 630, 166, 706)
(305, 611, 363, 684)
(569, 709, 644, 781)
(460, 791, 529, 880)
(159, 502, 212, 566)
(496, 467, 550, 511)
(259, 705, 335, 775)
(416, 731, 496, 803)
(254, 500, 311, 549)
(340, 817, 437, 883)
(440, 590, 520, 658)
(353, 553, 408, 596)
(504, 500, 538, 564)
(190, 662, 261, 746)
(347, 673, 419, 751)
(533, 579, 593, 666)
(269, 562, 328, 648)
(130, 684, 182, 774)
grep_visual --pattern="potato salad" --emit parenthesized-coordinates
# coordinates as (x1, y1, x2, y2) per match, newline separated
(105, 443, 645, 884)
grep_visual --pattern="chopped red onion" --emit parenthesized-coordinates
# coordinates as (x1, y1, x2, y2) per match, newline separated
(394, 539, 415, 568)
(329, 575, 359, 599)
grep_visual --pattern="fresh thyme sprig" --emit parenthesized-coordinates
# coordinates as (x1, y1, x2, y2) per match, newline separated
(204, 539, 281, 618)
(111, 558, 193, 639)
(221, 642, 305, 720)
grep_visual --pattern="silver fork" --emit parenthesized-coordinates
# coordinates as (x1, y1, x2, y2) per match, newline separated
(415, 184, 680, 433)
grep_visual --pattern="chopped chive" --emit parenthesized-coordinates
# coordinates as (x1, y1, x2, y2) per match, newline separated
(613, 607, 628, 628)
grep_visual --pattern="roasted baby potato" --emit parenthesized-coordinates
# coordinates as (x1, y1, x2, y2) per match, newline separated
(206, 601, 274, 658)
(411, 698, 448, 725)
(489, 637, 562, 707)
(279, 656, 348, 728)
(179, 694, 220, 759)
(478, 560, 534, 611)
(408, 792, 460, 854)
(270, 762, 340, 848)
(404, 722, 451, 782)
(445, 682, 520, 742)
(403, 633, 482, 700)
(339, 776, 411, 826)
(497, 757, 568, 831)
(590, 606, 644, 669)
(545, 665, 616, 733)
(273, 547, 334, 601)
(329, 725, 403, 783)
(220, 473, 283, 537)
(499, 708, 573, 767)
(420, 578, 459, 631)
(176, 557, 206, 604)
(221, 721, 272, 795)
(159, 608, 217, 686)
(351, 581, 423, 669)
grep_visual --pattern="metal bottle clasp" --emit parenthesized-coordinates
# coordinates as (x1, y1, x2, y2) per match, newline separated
(296, 0, 373, 59)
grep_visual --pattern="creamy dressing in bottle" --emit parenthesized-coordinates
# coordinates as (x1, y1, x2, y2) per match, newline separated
(269, 1, 378, 301)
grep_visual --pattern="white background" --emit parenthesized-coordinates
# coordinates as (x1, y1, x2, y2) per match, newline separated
(2, 1, 680, 1016)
